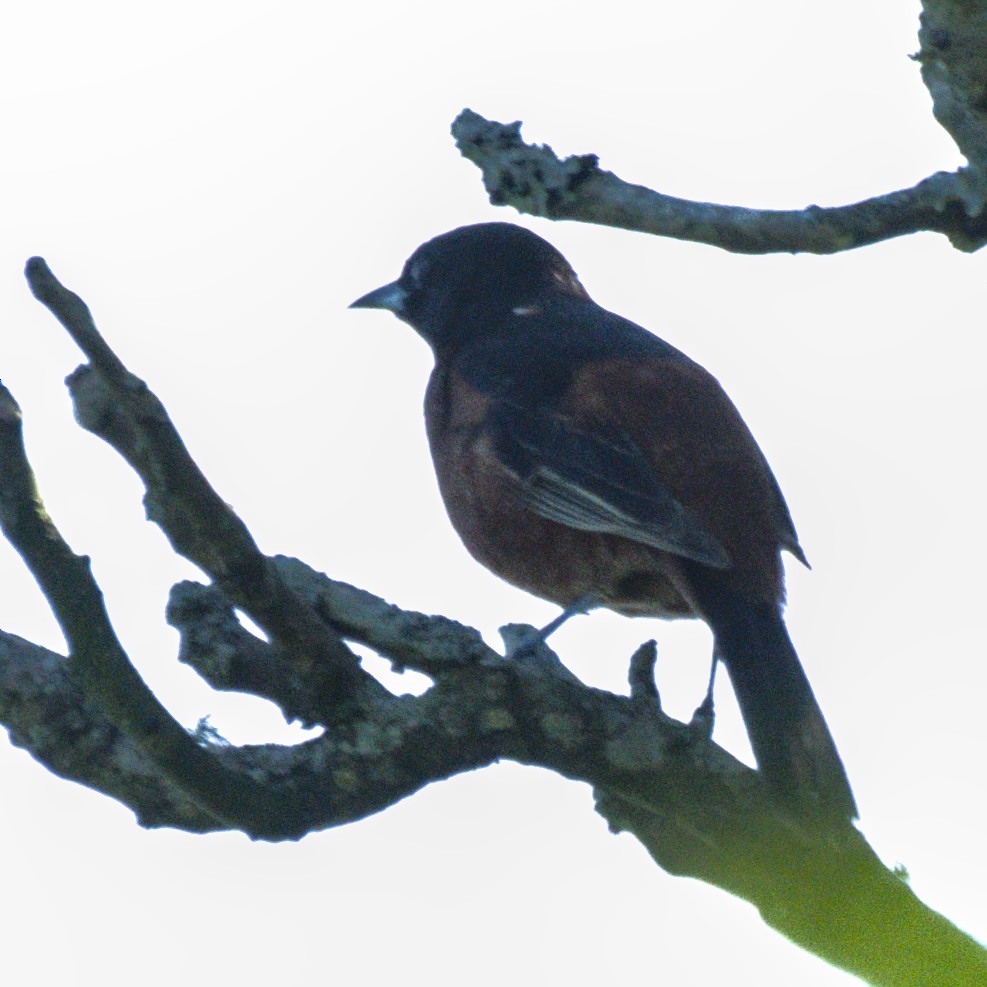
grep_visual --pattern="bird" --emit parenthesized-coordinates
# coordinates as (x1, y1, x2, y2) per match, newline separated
(350, 221, 857, 821)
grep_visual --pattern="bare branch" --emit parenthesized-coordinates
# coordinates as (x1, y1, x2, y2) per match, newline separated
(58, 558, 987, 986)
(3, 477, 983, 981)
(0, 621, 495, 838)
(0, 383, 322, 838)
(917, 1, 987, 208)
(0, 628, 219, 833)
(167, 581, 315, 717)
(452, 109, 987, 253)
(24, 257, 374, 718)
(598, 792, 987, 987)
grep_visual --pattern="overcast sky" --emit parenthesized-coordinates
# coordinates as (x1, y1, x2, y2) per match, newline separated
(1, 2, 983, 984)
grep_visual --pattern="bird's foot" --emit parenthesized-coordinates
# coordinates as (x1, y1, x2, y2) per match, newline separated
(500, 623, 585, 685)
(501, 623, 558, 662)
(502, 596, 599, 660)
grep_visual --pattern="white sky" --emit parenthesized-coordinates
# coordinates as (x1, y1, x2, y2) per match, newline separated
(1, 2, 983, 984)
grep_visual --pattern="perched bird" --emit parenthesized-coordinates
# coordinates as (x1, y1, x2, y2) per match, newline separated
(351, 222, 856, 820)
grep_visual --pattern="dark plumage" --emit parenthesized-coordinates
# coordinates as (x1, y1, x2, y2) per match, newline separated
(351, 222, 856, 820)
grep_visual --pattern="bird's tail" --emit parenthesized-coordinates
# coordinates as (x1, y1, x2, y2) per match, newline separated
(694, 581, 857, 821)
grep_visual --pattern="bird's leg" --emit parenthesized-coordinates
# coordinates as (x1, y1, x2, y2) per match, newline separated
(504, 595, 600, 659)
(537, 595, 600, 639)
(688, 651, 719, 739)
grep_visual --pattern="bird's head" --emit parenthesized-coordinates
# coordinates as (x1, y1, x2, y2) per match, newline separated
(350, 222, 588, 352)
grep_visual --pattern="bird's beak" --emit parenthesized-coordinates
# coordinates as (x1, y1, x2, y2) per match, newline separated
(349, 281, 407, 315)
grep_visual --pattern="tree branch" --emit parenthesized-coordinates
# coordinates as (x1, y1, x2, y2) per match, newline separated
(24, 257, 373, 720)
(0, 618, 497, 838)
(451, 109, 987, 253)
(0, 383, 326, 838)
(917, 0, 987, 208)
(167, 566, 987, 987)
(6, 557, 984, 984)
(599, 792, 987, 987)
(3, 133, 984, 976)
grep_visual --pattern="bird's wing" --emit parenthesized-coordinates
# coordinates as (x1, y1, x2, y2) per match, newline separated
(485, 399, 731, 568)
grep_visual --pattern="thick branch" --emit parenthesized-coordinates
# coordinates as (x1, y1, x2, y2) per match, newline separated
(0, 628, 219, 833)
(452, 109, 987, 253)
(0, 623, 496, 838)
(173, 566, 987, 987)
(599, 791, 986, 987)
(9, 562, 985, 985)
(3, 444, 984, 982)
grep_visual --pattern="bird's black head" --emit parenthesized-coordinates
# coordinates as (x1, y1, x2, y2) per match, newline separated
(350, 223, 588, 352)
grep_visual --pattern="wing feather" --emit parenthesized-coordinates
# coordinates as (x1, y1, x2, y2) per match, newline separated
(488, 402, 731, 568)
